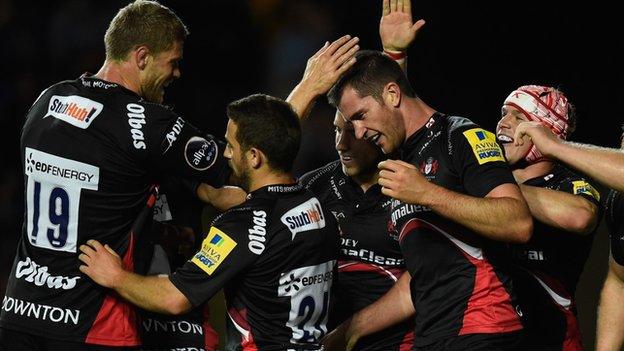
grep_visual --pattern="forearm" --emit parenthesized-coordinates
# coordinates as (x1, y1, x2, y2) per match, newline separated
(519, 184, 597, 234)
(551, 141, 624, 192)
(423, 184, 532, 243)
(345, 273, 414, 343)
(286, 81, 321, 119)
(597, 262, 624, 351)
(197, 184, 246, 211)
(114, 271, 191, 315)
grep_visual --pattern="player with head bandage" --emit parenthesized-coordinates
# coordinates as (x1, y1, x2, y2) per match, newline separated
(496, 85, 602, 351)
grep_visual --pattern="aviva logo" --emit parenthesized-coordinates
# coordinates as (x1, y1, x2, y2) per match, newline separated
(192, 227, 237, 275)
(463, 128, 505, 165)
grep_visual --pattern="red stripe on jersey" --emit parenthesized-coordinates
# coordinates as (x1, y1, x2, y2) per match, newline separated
(228, 307, 259, 351)
(400, 218, 522, 335)
(530, 271, 583, 351)
(203, 304, 219, 351)
(458, 251, 522, 335)
(85, 233, 141, 346)
(338, 260, 404, 282)
(399, 329, 415, 351)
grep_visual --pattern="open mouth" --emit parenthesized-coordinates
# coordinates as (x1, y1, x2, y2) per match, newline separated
(340, 154, 353, 162)
(365, 132, 381, 145)
(497, 134, 514, 144)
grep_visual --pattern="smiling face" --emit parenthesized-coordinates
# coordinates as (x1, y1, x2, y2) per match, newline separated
(140, 41, 183, 103)
(496, 105, 534, 165)
(334, 111, 382, 178)
(337, 86, 405, 154)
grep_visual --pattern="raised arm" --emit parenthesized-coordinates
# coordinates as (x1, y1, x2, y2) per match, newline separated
(286, 35, 359, 119)
(515, 121, 624, 191)
(379, 0, 425, 71)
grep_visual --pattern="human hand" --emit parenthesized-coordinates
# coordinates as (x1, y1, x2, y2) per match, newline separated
(378, 159, 432, 204)
(322, 319, 359, 351)
(514, 121, 561, 158)
(298, 35, 359, 97)
(79, 240, 125, 289)
(380, 0, 425, 53)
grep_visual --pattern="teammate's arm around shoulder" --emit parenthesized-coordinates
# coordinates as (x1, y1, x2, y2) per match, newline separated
(518, 182, 599, 235)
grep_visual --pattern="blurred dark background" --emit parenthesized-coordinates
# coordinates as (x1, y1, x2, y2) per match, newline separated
(1, 1, 622, 349)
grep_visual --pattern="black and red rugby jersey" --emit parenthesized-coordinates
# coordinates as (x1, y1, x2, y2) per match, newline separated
(390, 113, 522, 347)
(1, 75, 229, 346)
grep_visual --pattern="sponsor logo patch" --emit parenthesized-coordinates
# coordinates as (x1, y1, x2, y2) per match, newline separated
(127, 103, 147, 150)
(572, 180, 600, 200)
(463, 128, 505, 165)
(15, 257, 80, 290)
(184, 137, 219, 171)
(45, 95, 103, 129)
(2, 296, 80, 325)
(191, 227, 236, 275)
(281, 198, 325, 240)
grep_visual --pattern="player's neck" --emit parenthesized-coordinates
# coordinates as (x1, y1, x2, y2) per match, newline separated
(512, 160, 555, 184)
(352, 171, 379, 193)
(95, 60, 141, 96)
(248, 170, 296, 193)
(402, 97, 437, 141)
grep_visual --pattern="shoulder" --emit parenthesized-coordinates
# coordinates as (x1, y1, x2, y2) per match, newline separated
(298, 160, 342, 191)
(552, 164, 602, 201)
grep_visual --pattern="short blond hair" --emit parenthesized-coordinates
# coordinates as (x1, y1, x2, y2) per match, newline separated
(104, 0, 189, 61)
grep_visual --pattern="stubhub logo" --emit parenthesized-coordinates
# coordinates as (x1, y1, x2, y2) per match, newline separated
(281, 198, 325, 239)
(46, 95, 103, 129)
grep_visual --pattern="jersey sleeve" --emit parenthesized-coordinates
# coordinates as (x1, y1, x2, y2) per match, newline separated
(143, 105, 230, 187)
(169, 208, 262, 306)
(449, 123, 516, 198)
(605, 190, 624, 265)
(555, 174, 602, 206)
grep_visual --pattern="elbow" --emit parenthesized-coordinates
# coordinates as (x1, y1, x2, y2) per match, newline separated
(567, 210, 598, 235)
(513, 215, 533, 244)
(164, 295, 192, 315)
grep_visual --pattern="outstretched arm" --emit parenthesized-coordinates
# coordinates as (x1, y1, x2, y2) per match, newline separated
(286, 35, 359, 119)
(379, 0, 425, 71)
(515, 121, 624, 192)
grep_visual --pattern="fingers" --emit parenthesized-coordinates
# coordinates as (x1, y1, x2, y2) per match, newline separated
(383, 0, 390, 16)
(378, 159, 404, 172)
(333, 37, 359, 59)
(327, 35, 354, 56)
(104, 244, 120, 258)
(411, 19, 426, 35)
(403, 0, 411, 15)
(397, 0, 404, 13)
(390, 0, 398, 13)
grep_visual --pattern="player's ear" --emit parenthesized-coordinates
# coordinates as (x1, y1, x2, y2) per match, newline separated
(247, 147, 263, 169)
(383, 82, 402, 108)
(134, 46, 151, 71)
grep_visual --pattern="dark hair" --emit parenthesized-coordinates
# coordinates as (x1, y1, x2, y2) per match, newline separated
(104, 0, 189, 61)
(327, 50, 415, 107)
(227, 94, 301, 173)
(566, 100, 577, 136)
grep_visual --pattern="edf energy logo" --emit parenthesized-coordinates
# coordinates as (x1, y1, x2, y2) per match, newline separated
(463, 128, 505, 165)
(192, 227, 237, 275)
(46, 95, 103, 129)
(281, 198, 325, 239)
